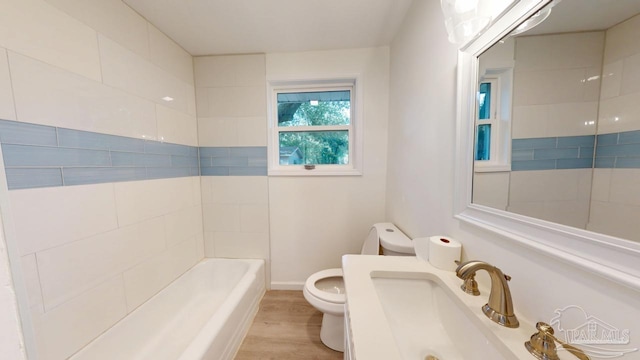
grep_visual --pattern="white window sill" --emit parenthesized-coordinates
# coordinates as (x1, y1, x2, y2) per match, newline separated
(268, 166, 362, 177)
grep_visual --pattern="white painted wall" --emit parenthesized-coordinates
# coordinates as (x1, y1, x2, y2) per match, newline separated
(266, 48, 390, 288)
(387, 0, 640, 352)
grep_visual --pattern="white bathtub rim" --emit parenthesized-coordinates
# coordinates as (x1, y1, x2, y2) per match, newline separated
(68, 258, 265, 360)
(178, 258, 265, 360)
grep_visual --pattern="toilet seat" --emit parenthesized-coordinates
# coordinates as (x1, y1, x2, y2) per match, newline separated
(304, 268, 345, 304)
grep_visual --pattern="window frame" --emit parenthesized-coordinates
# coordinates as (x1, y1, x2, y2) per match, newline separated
(267, 77, 363, 176)
(474, 69, 512, 173)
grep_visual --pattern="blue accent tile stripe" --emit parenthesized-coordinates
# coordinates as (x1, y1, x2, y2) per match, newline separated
(513, 131, 640, 171)
(0, 119, 200, 190)
(58, 128, 145, 152)
(0, 120, 269, 189)
(512, 135, 595, 171)
(0, 121, 58, 146)
(5, 168, 63, 189)
(199, 146, 267, 177)
(596, 130, 640, 169)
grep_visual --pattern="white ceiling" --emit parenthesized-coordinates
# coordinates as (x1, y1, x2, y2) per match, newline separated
(123, 0, 414, 56)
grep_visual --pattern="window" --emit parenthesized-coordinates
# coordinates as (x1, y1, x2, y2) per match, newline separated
(268, 79, 362, 176)
(474, 69, 512, 172)
(475, 80, 497, 161)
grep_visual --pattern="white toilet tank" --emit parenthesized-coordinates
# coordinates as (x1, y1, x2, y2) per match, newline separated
(362, 223, 415, 256)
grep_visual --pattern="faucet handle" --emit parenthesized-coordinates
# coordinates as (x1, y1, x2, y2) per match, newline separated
(525, 322, 590, 360)
(460, 274, 480, 295)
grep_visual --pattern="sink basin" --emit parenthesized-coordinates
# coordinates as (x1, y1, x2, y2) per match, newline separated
(371, 272, 507, 360)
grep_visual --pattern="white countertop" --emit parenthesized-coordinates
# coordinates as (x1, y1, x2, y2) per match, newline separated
(341, 255, 540, 360)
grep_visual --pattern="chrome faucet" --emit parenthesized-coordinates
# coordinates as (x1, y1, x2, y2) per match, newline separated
(455, 260, 519, 328)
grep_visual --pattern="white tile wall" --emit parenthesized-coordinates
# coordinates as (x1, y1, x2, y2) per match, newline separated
(513, 68, 599, 106)
(607, 168, 640, 206)
(512, 102, 599, 139)
(508, 32, 603, 229)
(509, 169, 591, 203)
(114, 177, 198, 227)
(597, 92, 640, 134)
(194, 54, 267, 146)
(31, 276, 127, 360)
(208, 86, 267, 118)
(513, 33, 603, 136)
(20, 254, 43, 311)
(590, 168, 611, 202)
(198, 117, 238, 147)
(587, 14, 640, 242)
(472, 172, 510, 210)
(10, 183, 119, 256)
(36, 217, 166, 311)
(164, 205, 203, 248)
(508, 169, 592, 228)
(9, 52, 158, 140)
(239, 204, 270, 233)
(122, 236, 200, 311)
(209, 232, 269, 259)
(237, 116, 268, 146)
(43, 0, 149, 61)
(600, 60, 622, 100)
(0, 0, 203, 358)
(0, 0, 102, 81)
(198, 116, 268, 147)
(203, 204, 240, 233)
(148, 24, 194, 86)
(603, 13, 640, 64)
(0, 231, 25, 360)
(546, 101, 599, 137)
(0, 49, 16, 121)
(597, 13, 640, 134)
(514, 32, 605, 72)
(195, 54, 265, 88)
(11, 178, 203, 358)
(98, 35, 194, 116)
(155, 104, 198, 146)
(588, 201, 640, 241)
(620, 52, 640, 96)
(200, 177, 270, 260)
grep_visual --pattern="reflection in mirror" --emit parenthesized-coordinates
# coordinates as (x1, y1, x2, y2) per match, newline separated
(472, 0, 640, 242)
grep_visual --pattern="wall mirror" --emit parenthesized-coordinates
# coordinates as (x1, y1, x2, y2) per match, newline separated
(454, 0, 640, 290)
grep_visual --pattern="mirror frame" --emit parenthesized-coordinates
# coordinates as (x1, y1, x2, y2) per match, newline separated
(454, 0, 640, 291)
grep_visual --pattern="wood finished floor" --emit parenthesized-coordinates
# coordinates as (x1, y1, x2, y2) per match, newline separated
(235, 290, 343, 360)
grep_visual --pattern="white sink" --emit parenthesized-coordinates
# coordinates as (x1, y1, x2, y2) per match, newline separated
(342, 255, 533, 360)
(371, 272, 506, 360)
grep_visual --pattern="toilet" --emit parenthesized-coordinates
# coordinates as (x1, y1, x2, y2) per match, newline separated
(303, 222, 414, 352)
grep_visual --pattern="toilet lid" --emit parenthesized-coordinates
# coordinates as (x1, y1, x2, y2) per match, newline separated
(304, 268, 345, 304)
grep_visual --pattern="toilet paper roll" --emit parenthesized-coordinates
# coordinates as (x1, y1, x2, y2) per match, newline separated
(428, 236, 462, 271)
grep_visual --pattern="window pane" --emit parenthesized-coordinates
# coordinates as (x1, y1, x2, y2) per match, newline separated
(277, 91, 350, 127)
(478, 82, 491, 120)
(475, 124, 491, 161)
(279, 131, 349, 165)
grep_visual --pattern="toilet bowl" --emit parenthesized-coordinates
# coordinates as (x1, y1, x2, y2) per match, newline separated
(303, 222, 414, 352)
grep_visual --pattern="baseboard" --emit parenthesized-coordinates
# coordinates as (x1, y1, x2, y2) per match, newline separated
(270, 281, 304, 290)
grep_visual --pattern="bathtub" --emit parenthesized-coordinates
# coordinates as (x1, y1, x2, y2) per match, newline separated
(70, 258, 265, 360)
